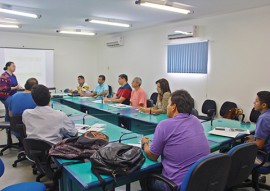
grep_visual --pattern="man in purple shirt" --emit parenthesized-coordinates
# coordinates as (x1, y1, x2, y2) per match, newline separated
(246, 91, 270, 166)
(141, 89, 210, 190)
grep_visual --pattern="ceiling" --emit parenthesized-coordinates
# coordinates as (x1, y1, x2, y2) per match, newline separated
(0, 0, 270, 37)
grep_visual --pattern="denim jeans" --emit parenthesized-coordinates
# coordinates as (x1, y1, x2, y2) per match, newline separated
(142, 179, 171, 191)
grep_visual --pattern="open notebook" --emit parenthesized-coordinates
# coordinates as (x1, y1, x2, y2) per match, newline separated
(208, 127, 250, 138)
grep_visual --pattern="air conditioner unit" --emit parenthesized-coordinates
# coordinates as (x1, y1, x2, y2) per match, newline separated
(106, 36, 124, 47)
(168, 26, 198, 40)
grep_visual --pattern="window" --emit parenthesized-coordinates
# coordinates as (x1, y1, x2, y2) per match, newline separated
(167, 41, 208, 74)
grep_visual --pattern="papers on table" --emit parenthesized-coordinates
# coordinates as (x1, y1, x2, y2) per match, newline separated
(108, 104, 131, 109)
(92, 99, 102, 103)
(75, 123, 105, 134)
(208, 127, 250, 138)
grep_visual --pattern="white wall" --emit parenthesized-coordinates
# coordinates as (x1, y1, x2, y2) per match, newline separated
(96, 5, 270, 118)
(0, 32, 98, 90)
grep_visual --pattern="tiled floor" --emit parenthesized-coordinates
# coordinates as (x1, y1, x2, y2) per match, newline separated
(0, 128, 269, 191)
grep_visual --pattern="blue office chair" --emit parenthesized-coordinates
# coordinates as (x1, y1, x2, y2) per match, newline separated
(226, 142, 258, 190)
(0, 158, 46, 191)
(245, 150, 270, 191)
(140, 153, 231, 191)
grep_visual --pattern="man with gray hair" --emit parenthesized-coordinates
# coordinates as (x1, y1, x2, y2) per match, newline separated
(130, 77, 147, 107)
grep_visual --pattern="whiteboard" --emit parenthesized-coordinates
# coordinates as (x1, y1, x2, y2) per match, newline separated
(0, 48, 54, 88)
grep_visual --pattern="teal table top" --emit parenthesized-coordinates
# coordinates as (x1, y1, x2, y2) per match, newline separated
(59, 97, 169, 124)
(203, 118, 256, 144)
(50, 101, 83, 116)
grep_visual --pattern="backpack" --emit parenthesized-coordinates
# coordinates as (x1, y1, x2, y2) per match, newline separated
(90, 142, 145, 191)
(49, 131, 109, 160)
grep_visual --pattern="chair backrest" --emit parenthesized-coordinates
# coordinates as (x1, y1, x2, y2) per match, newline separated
(220, 101, 237, 117)
(202, 99, 216, 115)
(147, 99, 154, 108)
(150, 92, 158, 105)
(23, 138, 54, 179)
(226, 142, 257, 189)
(10, 116, 26, 142)
(191, 108, 198, 117)
(0, 158, 4, 177)
(108, 85, 113, 98)
(250, 108, 261, 123)
(180, 153, 231, 191)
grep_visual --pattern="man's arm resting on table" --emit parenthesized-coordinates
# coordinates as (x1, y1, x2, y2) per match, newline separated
(142, 137, 159, 161)
(107, 96, 126, 103)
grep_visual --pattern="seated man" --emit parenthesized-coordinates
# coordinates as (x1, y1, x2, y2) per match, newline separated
(9, 78, 38, 117)
(104, 74, 132, 105)
(22, 84, 77, 145)
(141, 90, 210, 190)
(246, 91, 270, 166)
(130, 77, 147, 108)
(81, 75, 109, 99)
(69, 75, 90, 94)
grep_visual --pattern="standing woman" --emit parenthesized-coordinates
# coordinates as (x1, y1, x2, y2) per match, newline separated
(0, 62, 20, 121)
(140, 78, 171, 114)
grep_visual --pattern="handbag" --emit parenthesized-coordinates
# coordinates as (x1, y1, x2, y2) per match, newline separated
(90, 142, 145, 191)
(49, 131, 109, 160)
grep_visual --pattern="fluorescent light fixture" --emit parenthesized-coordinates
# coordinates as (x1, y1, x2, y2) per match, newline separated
(85, 19, 131, 28)
(0, 24, 20, 28)
(174, 30, 193, 35)
(56, 30, 96, 36)
(0, 8, 41, 18)
(135, 0, 192, 14)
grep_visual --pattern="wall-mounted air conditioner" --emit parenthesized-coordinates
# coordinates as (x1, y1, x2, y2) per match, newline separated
(106, 36, 124, 47)
(168, 26, 198, 40)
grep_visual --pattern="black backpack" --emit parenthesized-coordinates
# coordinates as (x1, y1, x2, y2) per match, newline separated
(90, 142, 145, 191)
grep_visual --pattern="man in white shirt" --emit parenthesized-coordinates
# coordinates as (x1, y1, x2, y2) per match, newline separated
(22, 84, 77, 145)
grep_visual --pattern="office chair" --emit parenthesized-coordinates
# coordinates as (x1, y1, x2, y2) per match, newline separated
(0, 158, 46, 191)
(140, 153, 231, 191)
(0, 121, 19, 156)
(147, 99, 154, 107)
(9, 116, 28, 167)
(191, 108, 198, 117)
(150, 92, 158, 105)
(220, 101, 238, 120)
(23, 138, 54, 183)
(107, 85, 113, 98)
(249, 108, 261, 123)
(225, 143, 258, 190)
(198, 99, 216, 121)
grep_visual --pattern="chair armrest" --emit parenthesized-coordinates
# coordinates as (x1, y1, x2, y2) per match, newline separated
(147, 174, 178, 191)
(253, 150, 268, 170)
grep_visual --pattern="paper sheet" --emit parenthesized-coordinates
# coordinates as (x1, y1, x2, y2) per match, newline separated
(92, 100, 102, 103)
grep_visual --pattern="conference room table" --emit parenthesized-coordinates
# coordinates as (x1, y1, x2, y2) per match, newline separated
(51, 101, 256, 191)
(53, 96, 205, 135)
(53, 96, 166, 134)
